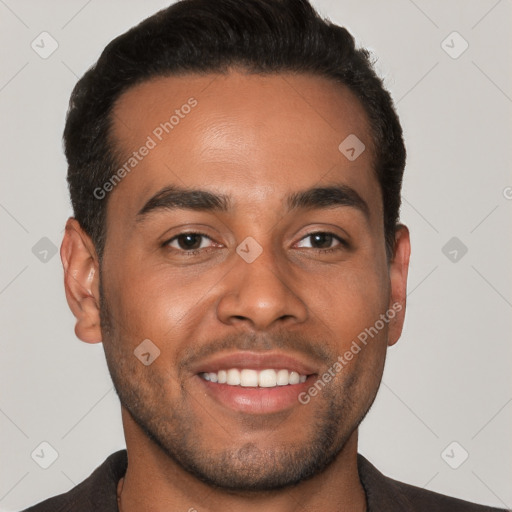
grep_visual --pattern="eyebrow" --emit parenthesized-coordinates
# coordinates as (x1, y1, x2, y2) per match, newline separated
(136, 183, 370, 222)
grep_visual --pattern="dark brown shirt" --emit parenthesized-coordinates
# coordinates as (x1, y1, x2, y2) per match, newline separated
(23, 450, 509, 511)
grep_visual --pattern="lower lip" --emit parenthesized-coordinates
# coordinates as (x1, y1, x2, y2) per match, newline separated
(197, 375, 314, 414)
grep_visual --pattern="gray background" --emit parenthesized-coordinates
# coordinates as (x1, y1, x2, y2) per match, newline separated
(1, 0, 511, 510)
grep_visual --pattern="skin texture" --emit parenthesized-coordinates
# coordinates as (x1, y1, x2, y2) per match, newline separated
(61, 70, 410, 512)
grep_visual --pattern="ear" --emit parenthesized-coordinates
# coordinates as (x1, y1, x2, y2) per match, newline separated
(387, 224, 411, 347)
(60, 218, 102, 344)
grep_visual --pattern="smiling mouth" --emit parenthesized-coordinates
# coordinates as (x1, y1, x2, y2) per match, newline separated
(199, 368, 309, 387)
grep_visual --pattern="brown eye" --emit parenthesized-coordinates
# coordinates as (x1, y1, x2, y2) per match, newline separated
(165, 233, 214, 252)
(296, 232, 347, 251)
(310, 233, 335, 249)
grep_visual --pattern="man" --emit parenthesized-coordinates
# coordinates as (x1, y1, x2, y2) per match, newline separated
(23, 0, 507, 510)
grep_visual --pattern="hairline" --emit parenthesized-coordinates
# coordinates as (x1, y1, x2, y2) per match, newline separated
(99, 67, 384, 260)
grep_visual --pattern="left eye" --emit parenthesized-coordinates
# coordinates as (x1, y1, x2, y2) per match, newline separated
(296, 232, 346, 250)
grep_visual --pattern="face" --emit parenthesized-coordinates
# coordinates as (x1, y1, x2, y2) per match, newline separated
(64, 70, 409, 491)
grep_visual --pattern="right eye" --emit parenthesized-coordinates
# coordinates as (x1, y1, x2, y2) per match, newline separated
(163, 232, 217, 254)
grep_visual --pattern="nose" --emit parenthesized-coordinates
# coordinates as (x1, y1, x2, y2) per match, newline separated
(216, 242, 308, 331)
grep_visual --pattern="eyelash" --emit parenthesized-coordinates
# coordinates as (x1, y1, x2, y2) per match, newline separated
(162, 231, 349, 256)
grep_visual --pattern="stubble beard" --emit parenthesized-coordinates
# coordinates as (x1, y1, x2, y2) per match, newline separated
(98, 285, 380, 493)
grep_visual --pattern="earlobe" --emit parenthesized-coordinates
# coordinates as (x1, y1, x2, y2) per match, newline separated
(387, 224, 411, 347)
(60, 218, 103, 344)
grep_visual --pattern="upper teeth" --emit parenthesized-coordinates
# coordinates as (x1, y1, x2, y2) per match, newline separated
(201, 369, 308, 387)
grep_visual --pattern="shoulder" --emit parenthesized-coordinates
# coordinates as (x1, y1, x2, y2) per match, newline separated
(357, 454, 509, 512)
(21, 450, 127, 512)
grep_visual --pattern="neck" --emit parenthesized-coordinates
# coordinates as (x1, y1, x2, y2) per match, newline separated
(118, 409, 367, 512)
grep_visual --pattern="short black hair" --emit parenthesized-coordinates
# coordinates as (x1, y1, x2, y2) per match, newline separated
(64, 0, 405, 262)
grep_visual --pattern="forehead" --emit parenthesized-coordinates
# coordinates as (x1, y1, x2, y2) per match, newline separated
(107, 70, 379, 221)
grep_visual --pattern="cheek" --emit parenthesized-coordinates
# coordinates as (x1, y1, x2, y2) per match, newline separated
(327, 260, 390, 398)
(312, 258, 390, 343)
(104, 239, 390, 352)
(105, 262, 221, 345)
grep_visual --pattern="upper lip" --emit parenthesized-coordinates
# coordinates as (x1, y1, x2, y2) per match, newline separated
(191, 351, 319, 376)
